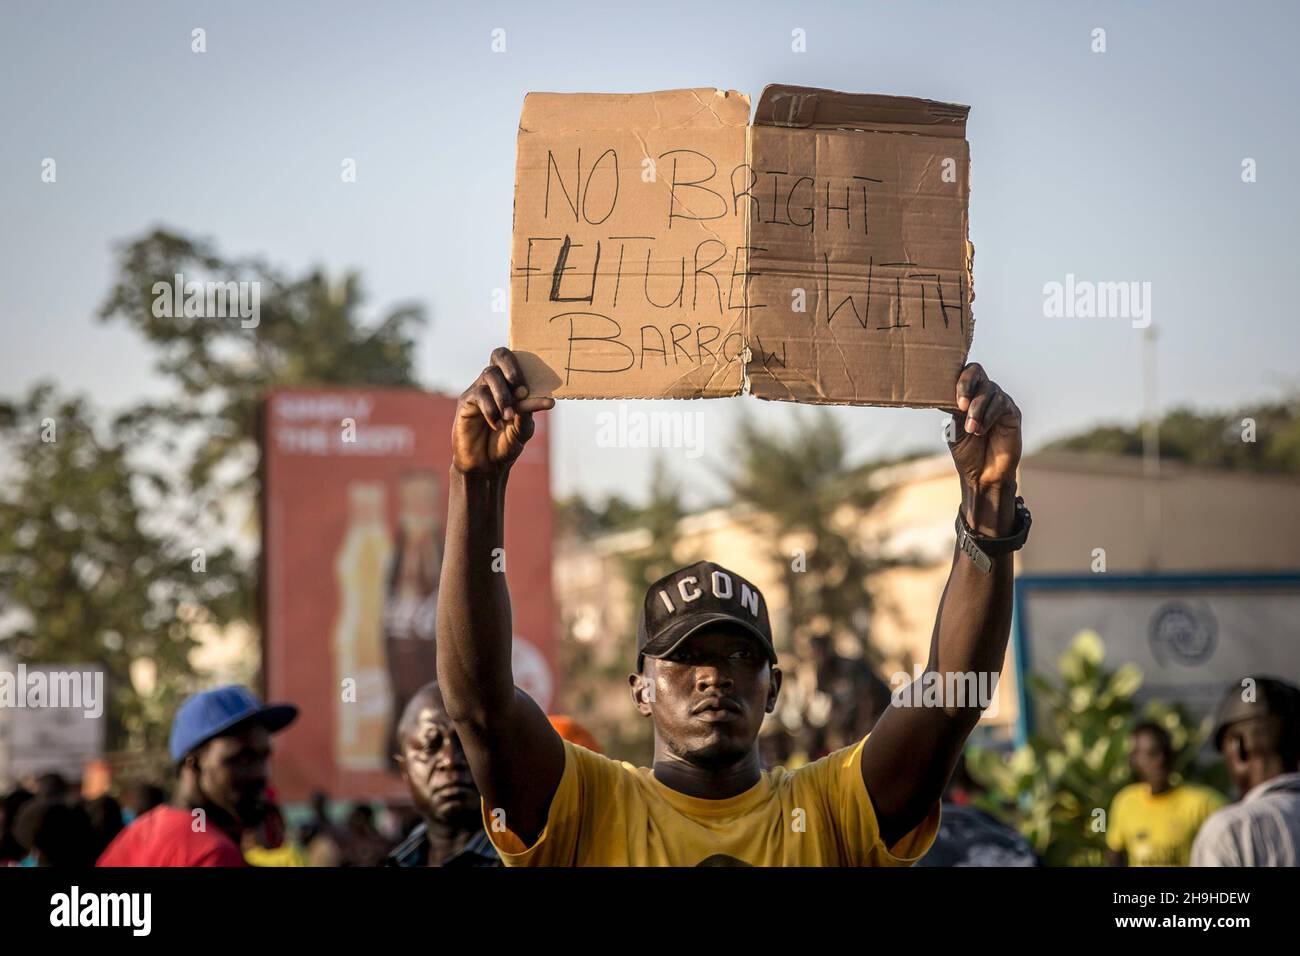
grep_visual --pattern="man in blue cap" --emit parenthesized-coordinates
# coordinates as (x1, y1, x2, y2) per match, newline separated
(98, 685, 297, 867)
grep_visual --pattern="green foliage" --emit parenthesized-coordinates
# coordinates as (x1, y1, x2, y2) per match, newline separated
(1044, 397, 1300, 473)
(723, 408, 910, 661)
(98, 228, 426, 494)
(966, 630, 1225, 866)
(554, 492, 643, 538)
(0, 228, 427, 752)
(0, 385, 245, 751)
(556, 457, 686, 766)
(101, 229, 426, 605)
(616, 458, 690, 602)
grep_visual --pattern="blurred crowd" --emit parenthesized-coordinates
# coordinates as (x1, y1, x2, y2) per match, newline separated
(3, 671, 1297, 868)
(0, 773, 420, 868)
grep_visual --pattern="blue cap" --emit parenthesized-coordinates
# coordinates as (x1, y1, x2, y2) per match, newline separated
(169, 685, 299, 762)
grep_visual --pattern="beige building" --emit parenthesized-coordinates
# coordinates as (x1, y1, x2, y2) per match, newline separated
(554, 452, 1300, 751)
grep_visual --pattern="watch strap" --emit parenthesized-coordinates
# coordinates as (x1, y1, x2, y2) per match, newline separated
(955, 496, 1032, 572)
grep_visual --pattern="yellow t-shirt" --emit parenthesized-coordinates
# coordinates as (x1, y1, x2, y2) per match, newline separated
(1106, 782, 1226, 866)
(481, 737, 940, 866)
(243, 843, 305, 867)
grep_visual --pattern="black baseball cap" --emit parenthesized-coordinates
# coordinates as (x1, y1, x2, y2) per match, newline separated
(636, 561, 776, 670)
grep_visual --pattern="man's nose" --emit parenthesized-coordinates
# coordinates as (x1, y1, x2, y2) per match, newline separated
(695, 663, 734, 691)
(435, 743, 470, 771)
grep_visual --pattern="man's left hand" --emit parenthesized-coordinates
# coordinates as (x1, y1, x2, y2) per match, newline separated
(947, 363, 1022, 534)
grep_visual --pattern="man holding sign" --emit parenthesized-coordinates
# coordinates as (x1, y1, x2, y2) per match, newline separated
(435, 346, 1028, 866)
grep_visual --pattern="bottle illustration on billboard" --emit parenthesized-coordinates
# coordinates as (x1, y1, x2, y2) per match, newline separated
(384, 471, 443, 766)
(334, 481, 396, 771)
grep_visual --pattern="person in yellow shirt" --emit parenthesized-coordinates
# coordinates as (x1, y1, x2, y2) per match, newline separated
(1106, 722, 1225, 867)
(436, 349, 1029, 866)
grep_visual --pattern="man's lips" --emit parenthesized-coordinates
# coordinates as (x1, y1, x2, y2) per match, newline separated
(692, 697, 744, 721)
(431, 780, 476, 798)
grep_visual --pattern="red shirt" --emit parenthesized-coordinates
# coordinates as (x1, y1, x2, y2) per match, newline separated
(97, 806, 246, 867)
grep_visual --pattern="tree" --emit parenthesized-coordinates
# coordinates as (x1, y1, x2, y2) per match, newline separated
(553, 492, 642, 539)
(616, 457, 690, 604)
(0, 385, 245, 753)
(556, 456, 688, 766)
(965, 630, 1226, 866)
(96, 228, 427, 643)
(723, 408, 911, 663)
(0, 228, 428, 752)
(1044, 397, 1300, 473)
(98, 229, 426, 496)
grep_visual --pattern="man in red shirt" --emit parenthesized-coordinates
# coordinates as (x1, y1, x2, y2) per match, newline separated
(99, 686, 298, 867)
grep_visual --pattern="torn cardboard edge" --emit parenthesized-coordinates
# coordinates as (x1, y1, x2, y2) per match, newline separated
(509, 85, 974, 408)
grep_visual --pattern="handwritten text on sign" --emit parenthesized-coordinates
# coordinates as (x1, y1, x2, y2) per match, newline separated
(509, 88, 973, 406)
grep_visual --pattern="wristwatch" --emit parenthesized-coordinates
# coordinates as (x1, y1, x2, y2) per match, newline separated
(955, 496, 1032, 573)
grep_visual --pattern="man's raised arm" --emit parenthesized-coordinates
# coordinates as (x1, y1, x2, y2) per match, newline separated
(436, 347, 564, 846)
(862, 363, 1025, 847)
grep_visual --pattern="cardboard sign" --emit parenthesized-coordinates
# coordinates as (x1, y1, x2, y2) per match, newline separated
(509, 86, 974, 407)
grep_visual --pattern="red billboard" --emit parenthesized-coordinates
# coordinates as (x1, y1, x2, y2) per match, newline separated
(261, 388, 555, 802)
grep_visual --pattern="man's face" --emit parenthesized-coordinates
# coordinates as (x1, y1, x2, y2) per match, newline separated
(196, 725, 272, 828)
(396, 697, 479, 827)
(1131, 730, 1171, 789)
(1220, 717, 1285, 795)
(636, 628, 779, 766)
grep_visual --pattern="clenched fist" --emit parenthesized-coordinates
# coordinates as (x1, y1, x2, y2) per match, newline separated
(452, 347, 554, 477)
(947, 362, 1022, 489)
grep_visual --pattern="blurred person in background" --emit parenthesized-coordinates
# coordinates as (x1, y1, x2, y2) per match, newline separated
(32, 772, 70, 801)
(1192, 677, 1300, 866)
(548, 714, 602, 754)
(82, 794, 124, 860)
(98, 685, 298, 866)
(1106, 721, 1225, 867)
(386, 681, 499, 867)
(298, 789, 337, 845)
(13, 798, 96, 866)
(758, 722, 796, 770)
(917, 754, 1039, 867)
(119, 783, 166, 825)
(810, 634, 892, 752)
(242, 789, 305, 867)
(299, 790, 350, 866)
(343, 804, 393, 867)
(0, 788, 35, 864)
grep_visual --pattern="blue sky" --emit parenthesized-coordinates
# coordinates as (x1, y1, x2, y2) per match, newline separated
(2, 0, 1297, 506)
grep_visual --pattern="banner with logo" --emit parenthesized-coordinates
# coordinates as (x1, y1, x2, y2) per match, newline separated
(1014, 574, 1300, 738)
(261, 389, 555, 802)
(0, 661, 105, 787)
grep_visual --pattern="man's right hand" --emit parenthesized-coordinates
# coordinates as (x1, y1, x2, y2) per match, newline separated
(452, 347, 554, 476)
(441, 346, 566, 848)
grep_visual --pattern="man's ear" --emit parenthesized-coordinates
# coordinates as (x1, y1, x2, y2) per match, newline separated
(393, 753, 408, 783)
(766, 666, 783, 714)
(629, 668, 654, 716)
